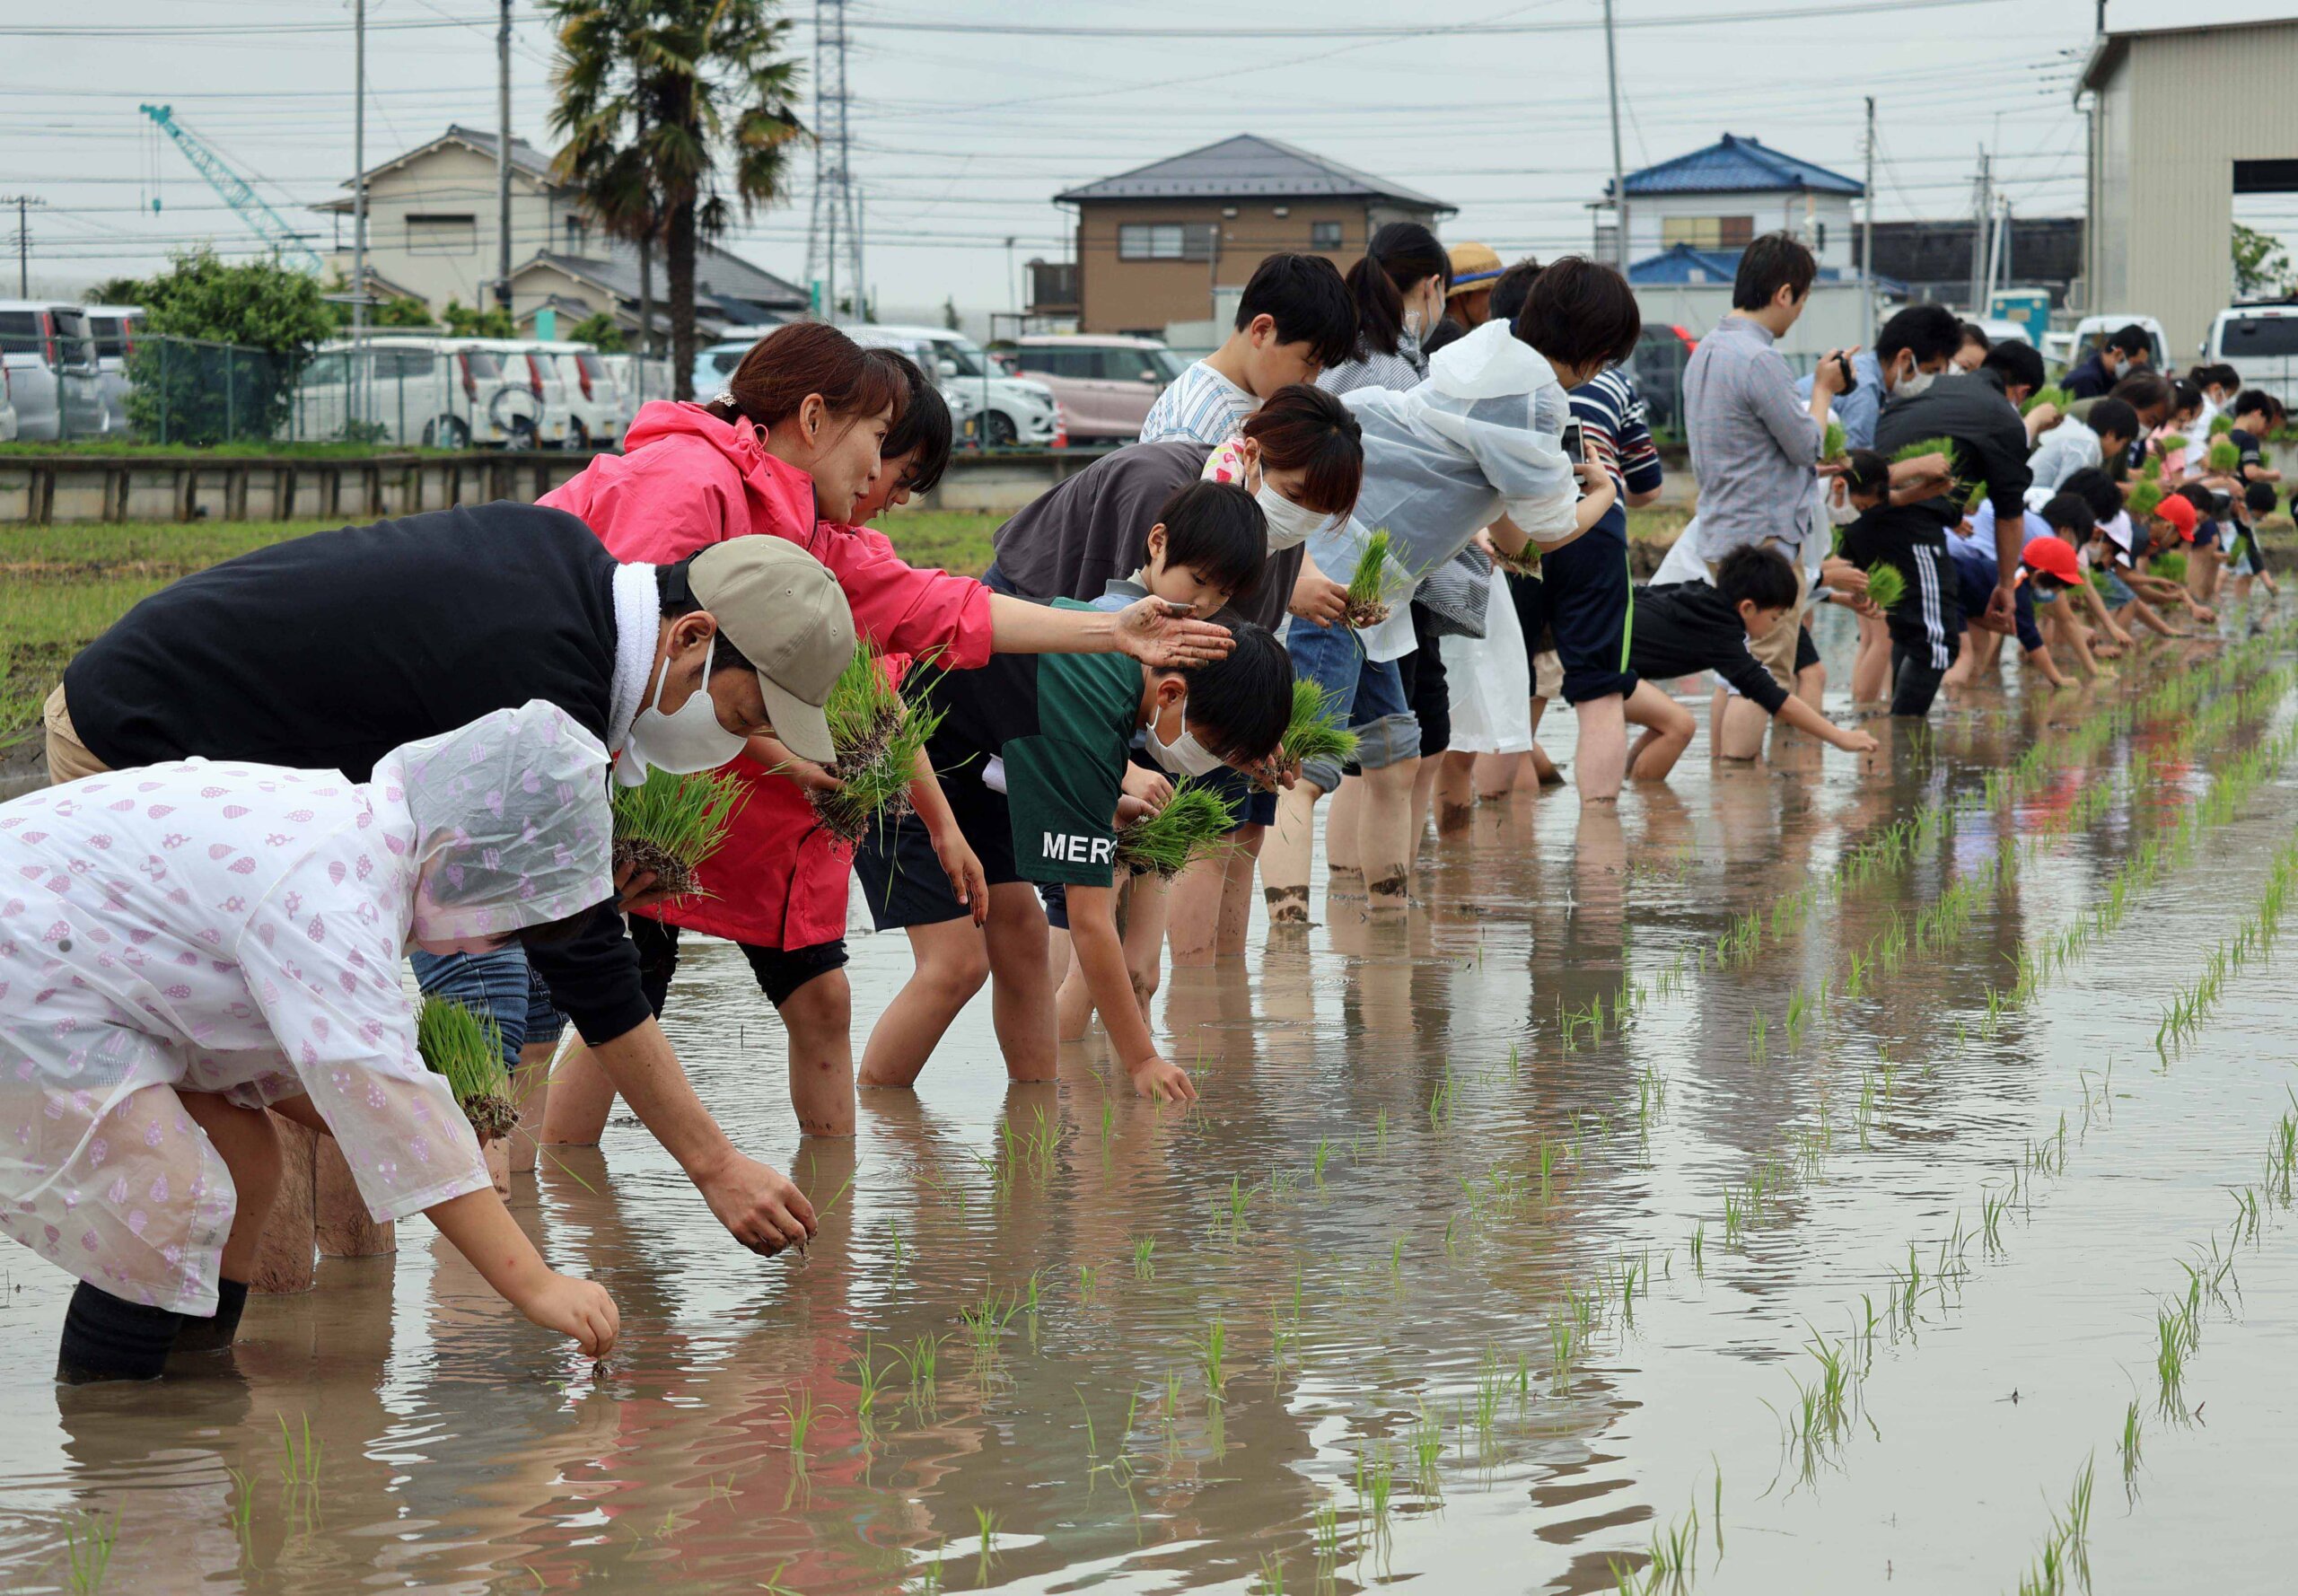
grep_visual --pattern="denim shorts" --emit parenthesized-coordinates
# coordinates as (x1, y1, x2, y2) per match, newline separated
(1281, 614, 1417, 793)
(410, 945, 566, 1070)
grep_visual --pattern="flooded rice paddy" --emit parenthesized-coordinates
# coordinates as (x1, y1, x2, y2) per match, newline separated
(9, 607, 2298, 1592)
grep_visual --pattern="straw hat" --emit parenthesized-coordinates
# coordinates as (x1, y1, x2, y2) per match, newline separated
(1446, 241, 1504, 297)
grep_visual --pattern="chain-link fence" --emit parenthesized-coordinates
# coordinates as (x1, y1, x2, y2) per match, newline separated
(125, 335, 303, 446)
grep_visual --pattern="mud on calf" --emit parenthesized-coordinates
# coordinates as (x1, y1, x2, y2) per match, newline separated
(1366, 872, 1411, 901)
(1264, 883, 1311, 923)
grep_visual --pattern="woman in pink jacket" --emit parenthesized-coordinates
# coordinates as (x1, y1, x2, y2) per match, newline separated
(538, 323, 1229, 1140)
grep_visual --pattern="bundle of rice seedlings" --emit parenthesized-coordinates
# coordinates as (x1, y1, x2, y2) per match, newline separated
(2140, 454, 2163, 481)
(2160, 433, 2188, 454)
(2125, 478, 2167, 522)
(1345, 529, 1396, 629)
(2153, 549, 2189, 585)
(2210, 413, 2235, 437)
(1113, 777, 1239, 879)
(417, 995, 518, 1143)
(1890, 434, 1959, 469)
(1821, 419, 1847, 463)
(1863, 561, 1907, 612)
(1278, 678, 1357, 775)
(807, 645, 943, 844)
(2207, 439, 2241, 474)
(2021, 384, 2071, 416)
(611, 767, 747, 899)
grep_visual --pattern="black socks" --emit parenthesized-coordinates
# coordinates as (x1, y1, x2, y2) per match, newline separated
(171, 1277, 250, 1355)
(57, 1282, 189, 1384)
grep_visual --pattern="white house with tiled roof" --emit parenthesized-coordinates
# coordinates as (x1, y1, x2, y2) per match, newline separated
(1604, 134, 1864, 274)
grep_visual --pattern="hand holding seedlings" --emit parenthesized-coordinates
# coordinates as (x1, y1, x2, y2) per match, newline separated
(1114, 778, 1239, 879)
(1344, 529, 1397, 630)
(806, 644, 944, 845)
(611, 767, 747, 900)
(417, 995, 520, 1144)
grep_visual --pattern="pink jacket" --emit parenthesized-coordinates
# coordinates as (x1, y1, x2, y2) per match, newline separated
(539, 400, 996, 949)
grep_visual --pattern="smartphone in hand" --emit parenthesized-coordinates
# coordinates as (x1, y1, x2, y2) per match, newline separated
(1562, 421, 1588, 499)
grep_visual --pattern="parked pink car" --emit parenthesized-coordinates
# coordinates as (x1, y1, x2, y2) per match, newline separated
(1007, 335, 1185, 443)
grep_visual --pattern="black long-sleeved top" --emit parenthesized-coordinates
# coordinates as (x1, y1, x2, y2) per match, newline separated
(1628, 583, 1791, 715)
(62, 502, 653, 1047)
(2062, 350, 2117, 400)
(1872, 367, 2034, 549)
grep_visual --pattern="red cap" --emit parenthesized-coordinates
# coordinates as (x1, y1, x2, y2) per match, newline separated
(2153, 493, 2197, 541)
(2022, 534, 2082, 585)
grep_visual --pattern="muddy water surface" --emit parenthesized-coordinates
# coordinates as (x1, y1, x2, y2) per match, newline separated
(7, 609, 2298, 1593)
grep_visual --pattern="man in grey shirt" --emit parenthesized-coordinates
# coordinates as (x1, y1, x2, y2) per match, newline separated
(1680, 232, 1851, 741)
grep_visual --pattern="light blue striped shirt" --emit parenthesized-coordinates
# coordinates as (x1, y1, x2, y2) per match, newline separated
(1137, 359, 1255, 445)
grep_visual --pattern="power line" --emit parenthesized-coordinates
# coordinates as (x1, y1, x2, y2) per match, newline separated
(847, 0, 2010, 38)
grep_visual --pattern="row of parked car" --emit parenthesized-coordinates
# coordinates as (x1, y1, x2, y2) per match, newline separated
(286, 336, 673, 452)
(0, 300, 142, 442)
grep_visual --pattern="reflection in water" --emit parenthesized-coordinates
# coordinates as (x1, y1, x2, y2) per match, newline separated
(12, 624, 2298, 1592)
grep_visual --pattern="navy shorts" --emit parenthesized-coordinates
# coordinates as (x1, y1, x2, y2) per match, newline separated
(410, 946, 565, 1069)
(629, 916, 846, 1011)
(1518, 530, 1636, 704)
(854, 780, 1025, 930)
(1794, 623, 1820, 674)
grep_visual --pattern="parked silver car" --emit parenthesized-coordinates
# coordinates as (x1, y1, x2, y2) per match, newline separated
(0, 301, 110, 441)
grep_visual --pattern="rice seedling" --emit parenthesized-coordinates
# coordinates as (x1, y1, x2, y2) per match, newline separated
(896, 1333, 942, 1405)
(804, 644, 945, 843)
(1311, 1137, 1334, 1188)
(1357, 1442, 1397, 1542)
(972, 1506, 1000, 1583)
(2153, 548, 2189, 585)
(960, 1287, 1020, 1362)
(60, 1509, 118, 1596)
(1279, 678, 1359, 773)
(1344, 528, 1397, 629)
(780, 1387, 822, 1462)
(1688, 1220, 1705, 1276)
(1820, 418, 1847, 462)
(225, 1466, 254, 1546)
(1254, 1554, 1286, 1594)
(2206, 437, 2241, 474)
(2118, 1398, 2143, 1491)
(610, 765, 746, 899)
(277, 1410, 322, 1490)
(1114, 776, 1240, 879)
(1132, 1235, 1156, 1279)
(2125, 475, 2165, 522)
(852, 1339, 890, 1434)
(415, 995, 519, 1144)
(1077, 1263, 1099, 1305)
(1409, 1401, 1444, 1495)
(1192, 1312, 1229, 1399)
(1313, 1498, 1343, 1565)
(2021, 383, 2071, 416)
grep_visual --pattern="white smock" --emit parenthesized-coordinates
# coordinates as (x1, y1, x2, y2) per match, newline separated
(1440, 560, 1534, 753)
(1309, 320, 1581, 663)
(0, 701, 613, 1314)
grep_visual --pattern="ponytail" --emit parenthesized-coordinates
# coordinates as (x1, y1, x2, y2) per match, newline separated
(1341, 221, 1452, 359)
(705, 321, 908, 433)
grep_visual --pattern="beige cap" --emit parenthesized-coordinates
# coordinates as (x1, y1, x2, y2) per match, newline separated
(1446, 241, 1504, 296)
(688, 539, 855, 764)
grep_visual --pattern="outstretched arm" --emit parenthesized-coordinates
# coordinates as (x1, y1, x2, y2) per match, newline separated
(987, 592, 1233, 667)
(1774, 692, 1879, 754)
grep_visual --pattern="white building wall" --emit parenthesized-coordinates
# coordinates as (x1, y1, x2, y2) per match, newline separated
(323, 144, 578, 314)
(1634, 280, 1869, 360)
(1624, 189, 1857, 270)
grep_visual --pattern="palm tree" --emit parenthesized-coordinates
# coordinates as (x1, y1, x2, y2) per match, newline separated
(547, 0, 807, 400)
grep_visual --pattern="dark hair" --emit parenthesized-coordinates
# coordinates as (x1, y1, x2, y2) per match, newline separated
(2177, 482, 2215, 512)
(1876, 304, 1964, 367)
(1731, 232, 1817, 311)
(1172, 621, 1293, 765)
(1421, 317, 1469, 356)
(2170, 379, 2202, 417)
(873, 349, 954, 495)
(2039, 492, 2095, 537)
(1515, 256, 1641, 372)
(1487, 258, 1542, 326)
(1241, 382, 1364, 517)
(1235, 253, 1357, 372)
(1982, 340, 2046, 393)
(707, 320, 906, 431)
(1341, 221, 1452, 359)
(2232, 388, 2277, 421)
(2088, 398, 2139, 446)
(2110, 373, 2171, 416)
(1715, 544, 1801, 611)
(1153, 480, 1266, 601)
(1841, 447, 1890, 501)
(2106, 323, 2153, 359)
(658, 561, 759, 678)
(1958, 320, 1992, 351)
(2061, 466, 2124, 522)
(2253, 480, 2285, 514)
(2204, 363, 2241, 390)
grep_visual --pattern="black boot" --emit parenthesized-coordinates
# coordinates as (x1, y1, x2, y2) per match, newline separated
(170, 1277, 250, 1355)
(56, 1281, 187, 1384)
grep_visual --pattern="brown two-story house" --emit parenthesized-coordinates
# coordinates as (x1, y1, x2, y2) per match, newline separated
(1053, 135, 1453, 336)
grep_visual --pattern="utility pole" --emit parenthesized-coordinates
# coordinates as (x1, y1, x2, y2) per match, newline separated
(1861, 97, 1876, 347)
(1601, 0, 1627, 270)
(1, 196, 42, 297)
(496, 0, 513, 311)
(352, 0, 367, 431)
(1967, 145, 1989, 313)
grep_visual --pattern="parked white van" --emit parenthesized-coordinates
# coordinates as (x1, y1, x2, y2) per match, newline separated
(0, 364, 16, 443)
(848, 323, 1059, 447)
(2055, 313, 2169, 379)
(535, 342, 627, 450)
(289, 336, 535, 448)
(472, 339, 570, 449)
(2203, 304, 2298, 406)
(85, 304, 145, 434)
(0, 301, 110, 441)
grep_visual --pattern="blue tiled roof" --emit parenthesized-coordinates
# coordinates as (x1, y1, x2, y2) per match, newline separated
(1613, 134, 1863, 198)
(1627, 243, 1899, 294)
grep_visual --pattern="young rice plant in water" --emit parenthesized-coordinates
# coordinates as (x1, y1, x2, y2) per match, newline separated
(417, 995, 518, 1143)
(610, 766, 746, 899)
(1115, 777, 1239, 879)
(810, 644, 945, 844)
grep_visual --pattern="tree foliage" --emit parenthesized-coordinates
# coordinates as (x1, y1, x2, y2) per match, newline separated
(2232, 222, 2297, 300)
(442, 298, 519, 338)
(124, 250, 336, 444)
(547, 0, 807, 399)
(567, 311, 627, 351)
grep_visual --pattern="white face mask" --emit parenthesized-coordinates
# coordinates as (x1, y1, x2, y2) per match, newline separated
(1823, 478, 1862, 526)
(1256, 482, 1331, 552)
(1890, 361, 1937, 401)
(618, 634, 747, 786)
(1147, 691, 1227, 778)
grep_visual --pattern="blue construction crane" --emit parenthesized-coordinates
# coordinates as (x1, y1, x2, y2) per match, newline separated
(139, 102, 324, 275)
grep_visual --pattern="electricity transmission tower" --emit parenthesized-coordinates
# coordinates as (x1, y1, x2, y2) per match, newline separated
(802, 0, 864, 322)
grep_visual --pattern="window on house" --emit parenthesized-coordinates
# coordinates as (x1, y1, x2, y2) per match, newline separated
(1661, 215, 1756, 251)
(1310, 220, 1343, 250)
(1117, 223, 1215, 261)
(1815, 221, 1827, 253)
(565, 215, 589, 254)
(407, 213, 478, 256)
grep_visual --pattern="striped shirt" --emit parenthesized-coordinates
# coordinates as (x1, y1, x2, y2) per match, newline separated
(1137, 359, 1256, 445)
(1570, 368, 1663, 539)
(1317, 340, 1426, 399)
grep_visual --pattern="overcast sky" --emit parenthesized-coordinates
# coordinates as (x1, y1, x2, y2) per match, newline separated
(5, 0, 2294, 315)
